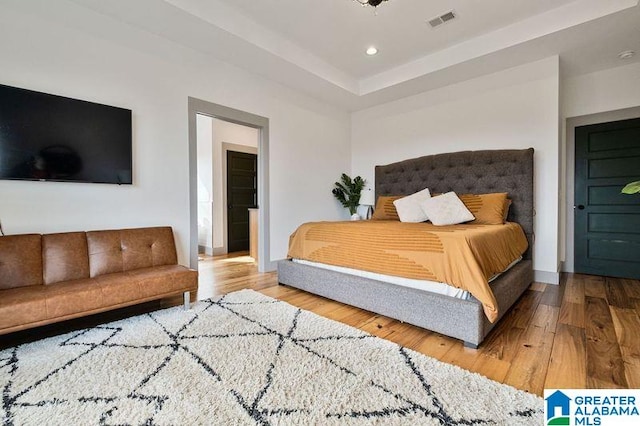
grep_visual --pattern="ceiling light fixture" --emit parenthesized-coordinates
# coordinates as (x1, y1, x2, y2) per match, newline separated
(618, 50, 635, 60)
(353, 0, 388, 9)
(366, 46, 378, 56)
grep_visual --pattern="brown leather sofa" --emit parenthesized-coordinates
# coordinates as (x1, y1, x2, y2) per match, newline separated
(0, 226, 198, 335)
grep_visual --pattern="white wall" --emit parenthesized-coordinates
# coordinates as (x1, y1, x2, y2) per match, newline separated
(561, 61, 640, 272)
(352, 57, 561, 282)
(213, 119, 260, 148)
(563, 62, 640, 118)
(0, 2, 351, 266)
(211, 118, 258, 253)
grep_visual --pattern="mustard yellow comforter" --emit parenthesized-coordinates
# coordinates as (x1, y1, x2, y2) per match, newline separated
(287, 220, 528, 322)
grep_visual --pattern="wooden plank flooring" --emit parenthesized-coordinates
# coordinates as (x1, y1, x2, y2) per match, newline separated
(197, 253, 640, 396)
(2, 251, 639, 398)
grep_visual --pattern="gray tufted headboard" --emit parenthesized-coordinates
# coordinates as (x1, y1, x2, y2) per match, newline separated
(375, 148, 534, 259)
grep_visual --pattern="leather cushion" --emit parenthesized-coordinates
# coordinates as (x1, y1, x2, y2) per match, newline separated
(87, 227, 178, 278)
(121, 227, 178, 271)
(0, 234, 43, 290)
(128, 265, 198, 298)
(44, 279, 104, 319)
(0, 286, 47, 329)
(95, 273, 144, 306)
(43, 232, 90, 285)
(87, 230, 124, 277)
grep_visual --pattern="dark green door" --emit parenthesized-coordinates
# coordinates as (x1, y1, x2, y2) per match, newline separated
(575, 117, 640, 279)
(227, 151, 257, 253)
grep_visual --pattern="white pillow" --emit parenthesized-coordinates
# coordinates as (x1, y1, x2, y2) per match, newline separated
(419, 192, 475, 226)
(393, 188, 431, 222)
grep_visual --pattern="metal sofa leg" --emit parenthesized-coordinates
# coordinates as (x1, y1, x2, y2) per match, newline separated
(183, 291, 190, 310)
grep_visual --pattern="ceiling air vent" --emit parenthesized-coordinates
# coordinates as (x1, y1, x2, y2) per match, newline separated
(428, 10, 456, 29)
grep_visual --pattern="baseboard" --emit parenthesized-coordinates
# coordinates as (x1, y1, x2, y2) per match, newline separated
(534, 269, 560, 285)
(265, 259, 280, 272)
(197, 245, 214, 256)
(560, 260, 574, 273)
(212, 247, 225, 256)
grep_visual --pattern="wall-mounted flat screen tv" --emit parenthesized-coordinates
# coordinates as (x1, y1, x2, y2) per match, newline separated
(0, 84, 132, 184)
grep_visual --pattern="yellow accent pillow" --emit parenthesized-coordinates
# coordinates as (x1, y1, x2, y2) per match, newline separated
(458, 192, 509, 225)
(371, 196, 402, 220)
(503, 199, 512, 222)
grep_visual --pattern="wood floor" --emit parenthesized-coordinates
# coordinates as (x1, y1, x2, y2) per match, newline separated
(2, 252, 638, 397)
(198, 253, 640, 397)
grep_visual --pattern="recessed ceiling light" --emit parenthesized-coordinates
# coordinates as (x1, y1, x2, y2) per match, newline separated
(366, 46, 378, 56)
(618, 50, 635, 60)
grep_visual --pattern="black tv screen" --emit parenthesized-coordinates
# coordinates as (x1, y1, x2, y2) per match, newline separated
(0, 84, 132, 184)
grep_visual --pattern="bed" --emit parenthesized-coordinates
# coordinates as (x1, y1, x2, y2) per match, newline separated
(277, 148, 534, 348)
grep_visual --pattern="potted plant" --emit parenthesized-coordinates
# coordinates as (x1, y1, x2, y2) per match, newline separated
(622, 181, 640, 194)
(332, 173, 366, 220)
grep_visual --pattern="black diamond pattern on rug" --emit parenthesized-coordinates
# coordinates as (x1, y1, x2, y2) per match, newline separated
(1, 289, 543, 425)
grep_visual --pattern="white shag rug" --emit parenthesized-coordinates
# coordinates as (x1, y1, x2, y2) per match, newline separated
(1, 289, 543, 425)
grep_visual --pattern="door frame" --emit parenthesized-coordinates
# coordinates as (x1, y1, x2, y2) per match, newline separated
(564, 106, 640, 273)
(188, 97, 270, 272)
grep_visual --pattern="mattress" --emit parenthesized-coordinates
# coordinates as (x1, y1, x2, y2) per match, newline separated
(292, 256, 522, 301)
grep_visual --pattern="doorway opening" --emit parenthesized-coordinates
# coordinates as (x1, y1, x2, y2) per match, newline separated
(188, 98, 270, 273)
(196, 116, 258, 259)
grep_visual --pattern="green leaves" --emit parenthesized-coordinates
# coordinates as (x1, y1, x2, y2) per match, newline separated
(332, 173, 366, 215)
(622, 181, 640, 194)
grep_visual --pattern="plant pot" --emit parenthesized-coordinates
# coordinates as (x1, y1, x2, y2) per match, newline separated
(350, 213, 360, 221)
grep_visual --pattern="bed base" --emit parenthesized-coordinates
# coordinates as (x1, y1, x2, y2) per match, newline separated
(277, 259, 533, 347)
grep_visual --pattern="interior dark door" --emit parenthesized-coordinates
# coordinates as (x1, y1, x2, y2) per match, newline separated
(575, 117, 640, 279)
(227, 151, 257, 253)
